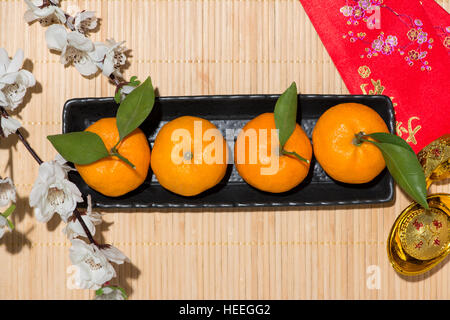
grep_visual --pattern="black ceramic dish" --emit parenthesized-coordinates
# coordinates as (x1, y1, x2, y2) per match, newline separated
(63, 94, 395, 209)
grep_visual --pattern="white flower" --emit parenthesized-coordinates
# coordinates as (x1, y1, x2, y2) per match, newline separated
(0, 215, 9, 239)
(117, 84, 136, 102)
(63, 195, 101, 239)
(53, 152, 74, 172)
(0, 48, 36, 110)
(69, 239, 117, 290)
(100, 245, 130, 264)
(94, 286, 127, 300)
(0, 116, 21, 137)
(90, 39, 127, 77)
(29, 160, 83, 223)
(0, 178, 16, 207)
(24, 0, 66, 26)
(45, 24, 99, 76)
(67, 11, 98, 34)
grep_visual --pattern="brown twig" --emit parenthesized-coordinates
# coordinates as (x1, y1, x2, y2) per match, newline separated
(64, 14, 76, 32)
(16, 129, 44, 165)
(72, 208, 98, 245)
(110, 74, 128, 95)
(38, 0, 51, 9)
(1, 107, 43, 164)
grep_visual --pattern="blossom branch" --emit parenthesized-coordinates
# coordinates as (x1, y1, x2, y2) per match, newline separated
(13, 118, 128, 291)
(1, 106, 96, 246)
(25, 0, 131, 92)
(19, 1, 131, 297)
(2, 106, 100, 251)
(0, 108, 43, 164)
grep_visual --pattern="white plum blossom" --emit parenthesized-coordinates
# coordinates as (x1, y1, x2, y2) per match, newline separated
(63, 195, 101, 239)
(45, 24, 99, 76)
(69, 239, 117, 290)
(29, 160, 83, 223)
(91, 39, 127, 77)
(55, 153, 71, 168)
(121, 84, 135, 95)
(0, 48, 36, 110)
(0, 116, 21, 137)
(24, 0, 66, 26)
(0, 215, 10, 239)
(94, 286, 127, 300)
(100, 245, 130, 265)
(67, 11, 98, 34)
(116, 84, 136, 102)
(0, 178, 16, 207)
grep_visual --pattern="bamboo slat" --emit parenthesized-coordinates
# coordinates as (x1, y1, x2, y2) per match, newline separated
(0, 0, 448, 299)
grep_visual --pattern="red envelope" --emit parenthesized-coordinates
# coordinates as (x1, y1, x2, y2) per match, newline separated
(420, 0, 450, 53)
(299, 0, 450, 152)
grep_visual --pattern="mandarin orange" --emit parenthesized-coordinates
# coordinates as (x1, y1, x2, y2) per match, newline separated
(75, 117, 151, 197)
(312, 103, 389, 184)
(151, 116, 228, 196)
(234, 113, 312, 193)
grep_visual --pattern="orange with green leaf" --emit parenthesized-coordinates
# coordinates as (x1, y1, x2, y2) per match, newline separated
(313, 102, 429, 209)
(74, 118, 151, 197)
(234, 82, 313, 193)
(48, 77, 155, 197)
(312, 102, 389, 184)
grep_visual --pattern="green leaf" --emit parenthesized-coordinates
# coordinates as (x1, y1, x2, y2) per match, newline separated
(367, 132, 414, 153)
(7, 219, 14, 230)
(274, 82, 298, 148)
(129, 76, 141, 86)
(114, 90, 122, 104)
(2, 204, 15, 218)
(95, 286, 128, 299)
(114, 286, 128, 299)
(116, 77, 155, 141)
(369, 140, 429, 209)
(48, 132, 110, 165)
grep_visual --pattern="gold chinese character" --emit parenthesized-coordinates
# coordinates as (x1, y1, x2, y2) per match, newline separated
(360, 79, 385, 95)
(396, 116, 421, 145)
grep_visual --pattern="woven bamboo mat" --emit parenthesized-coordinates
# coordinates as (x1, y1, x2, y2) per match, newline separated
(0, 0, 448, 300)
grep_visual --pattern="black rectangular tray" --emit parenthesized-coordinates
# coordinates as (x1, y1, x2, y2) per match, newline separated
(63, 94, 395, 209)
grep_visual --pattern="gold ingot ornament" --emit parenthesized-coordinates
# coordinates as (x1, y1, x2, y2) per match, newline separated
(399, 205, 448, 261)
(417, 134, 450, 189)
(388, 194, 450, 276)
(388, 135, 450, 276)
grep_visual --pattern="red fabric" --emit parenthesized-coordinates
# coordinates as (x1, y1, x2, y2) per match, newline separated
(421, 0, 450, 53)
(298, 0, 450, 153)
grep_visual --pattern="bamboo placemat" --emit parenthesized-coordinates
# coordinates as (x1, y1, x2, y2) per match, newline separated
(0, 0, 448, 300)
